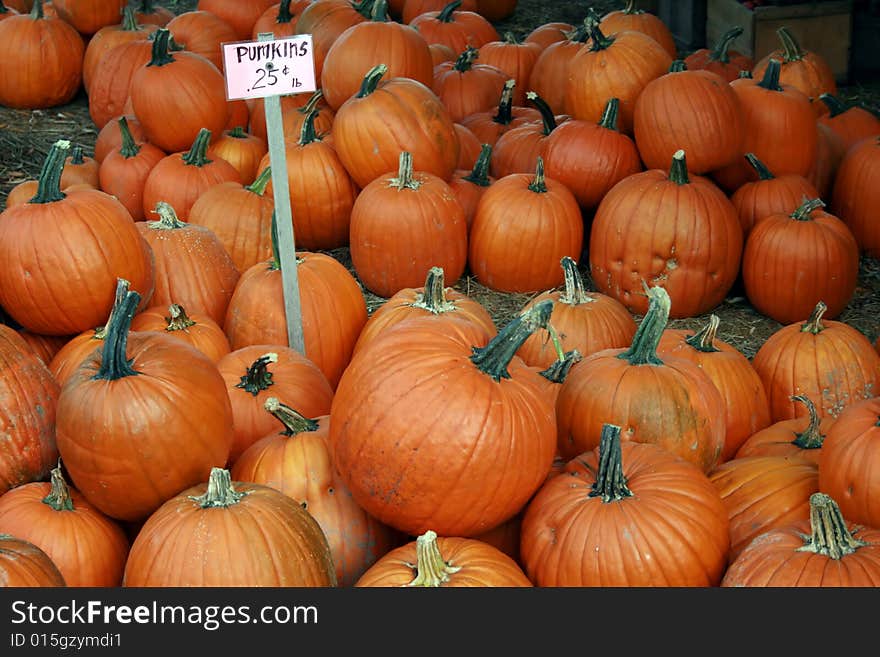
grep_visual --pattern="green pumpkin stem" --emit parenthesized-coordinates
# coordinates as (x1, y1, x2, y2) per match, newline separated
(388, 151, 420, 191)
(744, 152, 775, 180)
(790, 395, 826, 450)
(121, 4, 141, 31)
(227, 126, 247, 139)
(598, 97, 620, 131)
(236, 352, 279, 395)
(357, 64, 388, 98)
(147, 201, 187, 229)
(147, 28, 175, 67)
(42, 465, 75, 512)
(297, 89, 325, 118)
(819, 93, 849, 117)
(264, 397, 320, 435)
(684, 314, 722, 353)
(405, 530, 462, 587)
(471, 300, 554, 381)
(492, 79, 516, 125)
(758, 59, 783, 91)
(181, 128, 213, 167)
(503, 31, 519, 44)
(163, 304, 196, 331)
(354, 0, 376, 19)
(617, 285, 670, 366)
(528, 157, 547, 193)
(117, 117, 142, 159)
(559, 256, 591, 305)
(93, 278, 131, 341)
(738, 69, 753, 79)
(669, 149, 690, 185)
(0, 1, 10, 16)
(797, 493, 868, 559)
(69, 145, 85, 165)
(276, 0, 294, 23)
(589, 424, 634, 503)
(801, 301, 828, 334)
(563, 19, 591, 44)
(462, 144, 493, 187)
(623, 0, 638, 13)
(30, 139, 70, 204)
(776, 26, 805, 62)
(411, 267, 456, 313)
(246, 165, 273, 195)
(669, 59, 687, 73)
(30, 0, 44, 19)
(93, 288, 141, 381)
(525, 91, 557, 136)
(190, 468, 248, 508)
(298, 108, 321, 146)
(453, 46, 479, 72)
(539, 349, 582, 385)
(792, 198, 825, 221)
(437, 0, 462, 23)
(370, 0, 389, 21)
(711, 26, 743, 63)
(586, 12, 615, 51)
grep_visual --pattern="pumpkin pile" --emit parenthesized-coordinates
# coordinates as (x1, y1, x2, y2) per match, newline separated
(1, 0, 880, 588)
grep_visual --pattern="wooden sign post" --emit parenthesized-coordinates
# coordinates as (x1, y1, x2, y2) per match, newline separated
(221, 32, 318, 355)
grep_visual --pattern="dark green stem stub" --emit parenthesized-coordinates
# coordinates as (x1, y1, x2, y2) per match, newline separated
(791, 198, 825, 221)
(539, 349, 582, 385)
(93, 287, 142, 381)
(357, 64, 388, 98)
(236, 353, 278, 395)
(527, 157, 547, 193)
(42, 465, 75, 512)
(471, 300, 554, 381)
(617, 285, 670, 366)
(147, 28, 175, 67)
(758, 59, 783, 91)
(181, 128, 213, 167)
(684, 314, 721, 353)
(668, 150, 689, 185)
(745, 152, 774, 180)
(30, 139, 70, 204)
(462, 143, 493, 187)
(589, 424, 634, 503)
(790, 395, 826, 450)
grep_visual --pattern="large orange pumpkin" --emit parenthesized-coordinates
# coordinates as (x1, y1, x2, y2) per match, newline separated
(831, 136, 880, 258)
(52, 0, 126, 35)
(0, 535, 66, 587)
(599, 0, 677, 58)
(81, 4, 157, 92)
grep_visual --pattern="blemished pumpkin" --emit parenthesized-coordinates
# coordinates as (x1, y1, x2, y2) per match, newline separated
(520, 423, 730, 586)
(123, 467, 337, 587)
(0, 535, 66, 587)
(355, 529, 532, 587)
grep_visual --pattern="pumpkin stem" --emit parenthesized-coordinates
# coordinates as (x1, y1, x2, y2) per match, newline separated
(471, 300, 554, 381)
(69, 145, 85, 166)
(563, 19, 591, 44)
(800, 301, 828, 334)
(710, 26, 743, 63)
(121, 4, 141, 31)
(597, 97, 620, 131)
(790, 395, 826, 450)
(539, 349, 582, 385)
(236, 352, 279, 396)
(453, 46, 479, 72)
(757, 59, 783, 91)
(297, 89, 325, 118)
(163, 303, 196, 331)
(492, 80, 516, 126)
(617, 285, 670, 366)
(147, 201, 187, 229)
(190, 468, 248, 508)
(503, 31, 519, 44)
(297, 108, 321, 146)
(356, 64, 388, 98)
(437, 0, 462, 23)
(41, 464, 75, 512)
(411, 267, 456, 313)
(146, 28, 175, 67)
(93, 278, 131, 341)
(461, 144, 493, 187)
(796, 493, 868, 559)
(30, 139, 69, 204)
(738, 69, 753, 79)
(559, 256, 592, 305)
(744, 152, 775, 180)
(776, 26, 805, 62)
(585, 12, 615, 52)
(354, 0, 376, 19)
(791, 197, 825, 221)
(275, 0, 294, 23)
(93, 288, 141, 381)
(527, 157, 547, 193)
(668, 149, 690, 185)
(404, 530, 462, 587)
(246, 165, 273, 195)
(525, 91, 557, 136)
(29, 0, 44, 19)
(181, 128, 213, 167)
(227, 126, 247, 139)
(622, 0, 638, 13)
(669, 59, 687, 73)
(819, 93, 849, 117)
(370, 0, 389, 21)
(684, 314, 722, 353)
(388, 151, 421, 191)
(117, 117, 142, 159)
(589, 424, 634, 503)
(264, 397, 320, 435)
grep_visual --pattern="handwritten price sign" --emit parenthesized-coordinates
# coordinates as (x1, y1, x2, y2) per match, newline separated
(221, 34, 317, 101)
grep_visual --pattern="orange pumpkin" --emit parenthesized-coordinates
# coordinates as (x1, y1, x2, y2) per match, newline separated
(129, 303, 232, 364)
(684, 26, 753, 82)
(0, 535, 66, 587)
(599, 0, 677, 58)
(736, 394, 833, 466)
(81, 5, 157, 92)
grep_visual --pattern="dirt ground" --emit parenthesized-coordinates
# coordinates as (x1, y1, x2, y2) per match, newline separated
(0, 0, 878, 359)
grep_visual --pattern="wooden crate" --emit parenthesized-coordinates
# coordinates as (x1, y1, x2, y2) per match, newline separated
(706, 0, 854, 82)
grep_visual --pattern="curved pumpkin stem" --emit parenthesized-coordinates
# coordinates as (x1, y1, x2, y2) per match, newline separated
(491, 79, 517, 126)
(527, 157, 547, 193)
(296, 89, 325, 119)
(668, 149, 690, 185)
(790, 395, 826, 450)
(120, 4, 142, 31)
(684, 314, 722, 353)
(246, 165, 272, 195)
(453, 46, 479, 72)
(819, 93, 849, 117)
(297, 108, 322, 146)
(236, 352, 278, 395)
(357, 64, 388, 98)
(710, 26, 743, 63)
(146, 28, 175, 67)
(539, 349, 582, 385)
(744, 152, 775, 180)
(598, 97, 620, 131)
(437, 0, 462, 23)
(181, 128, 213, 167)
(791, 198, 825, 221)
(461, 143, 493, 187)
(758, 59, 783, 91)
(525, 91, 558, 136)
(589, 423, 634, 503)
(93, 278, 132, 341)
(163, 304, 196, 332)
(800, 301, 828, 334)
(471, 300, 554, 381)
(617, 285, 670, 366)
(148, 201, 187, 230)
(798, 493, 867, 559)
(776, 26, 805, 62)
(411, 267, 456, 314)
(93, 288, 141, 381)
(117, 117, 142, 159)
(563, 18, 591, 44)
(264, 397, 319, 435)
(190, 468, 248, 508)
(559, 256, 592, 305)
(30, 139, 70, 204)
(585, 11, 615, 52)
(388, 151, 421, 191)
(41, 464, 74, 512)
(404, 530, 461, 587)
